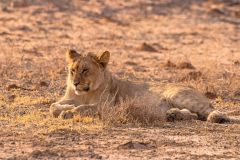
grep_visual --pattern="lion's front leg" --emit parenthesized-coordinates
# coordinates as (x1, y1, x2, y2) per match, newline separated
(56, 103, 98, 119)
(50, 99, 76, 118)
(74, 103, 98, 116)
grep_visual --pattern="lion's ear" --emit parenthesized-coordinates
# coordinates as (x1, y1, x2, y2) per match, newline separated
(66, 49, 80, 63)
(98, 51, 110, 68)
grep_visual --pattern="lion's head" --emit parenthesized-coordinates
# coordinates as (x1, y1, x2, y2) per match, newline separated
(66, 49, 110, 95)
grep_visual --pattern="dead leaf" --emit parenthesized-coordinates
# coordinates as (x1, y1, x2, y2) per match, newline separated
(234, 60, 240, 66)
(205, 91, 218, 99)
(39, 81, 48, 87)
(162, 60, 177, 68)
(177, 62, 195, 69)
(140, 42, 158, 52)
(7, 94, 16, 102)
(118, 141, 155, 150)
(7, 84, 19, 90)
(30, 150, 58, 158)
(7, 84, 34, 91)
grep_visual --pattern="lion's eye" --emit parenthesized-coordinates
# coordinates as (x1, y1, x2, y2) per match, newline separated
(82, 68, 88, 74)
(71, 69, 75, 74)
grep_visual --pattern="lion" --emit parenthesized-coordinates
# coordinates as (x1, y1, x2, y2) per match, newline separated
(50, 49, 240, 124)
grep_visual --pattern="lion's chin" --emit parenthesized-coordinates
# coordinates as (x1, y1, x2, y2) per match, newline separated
(75, 90, 88, 96)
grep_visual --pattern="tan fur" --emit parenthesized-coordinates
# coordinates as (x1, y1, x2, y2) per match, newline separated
(50, 49, 240, 124)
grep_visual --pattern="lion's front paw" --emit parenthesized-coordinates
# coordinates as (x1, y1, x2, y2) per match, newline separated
(59, 110, 75, 119)
(50, 102, 76, 118)
(50, 103, 62, 118)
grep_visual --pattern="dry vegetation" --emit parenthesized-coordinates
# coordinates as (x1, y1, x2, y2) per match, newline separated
(0, 0, 240, 159)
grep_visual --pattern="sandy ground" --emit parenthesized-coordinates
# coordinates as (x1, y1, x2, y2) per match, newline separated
(0, 0, 240, 159)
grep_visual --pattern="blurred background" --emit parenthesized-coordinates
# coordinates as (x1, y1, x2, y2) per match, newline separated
(0, 0, 239, 97)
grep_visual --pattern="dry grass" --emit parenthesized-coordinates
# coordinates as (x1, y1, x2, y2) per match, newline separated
(98, 95, 166, 127)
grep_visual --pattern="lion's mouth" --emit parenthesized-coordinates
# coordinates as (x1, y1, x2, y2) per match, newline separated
(82, 86, 90, 91)
(74, 85, 90, 95)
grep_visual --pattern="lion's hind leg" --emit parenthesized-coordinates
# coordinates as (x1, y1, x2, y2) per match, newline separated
(166, 108, 198, 122)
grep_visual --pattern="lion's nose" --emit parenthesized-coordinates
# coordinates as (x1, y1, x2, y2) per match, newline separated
(73, 82, 80, 87)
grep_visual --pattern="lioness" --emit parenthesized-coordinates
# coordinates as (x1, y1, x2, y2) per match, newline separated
(50, 49, 239, 123)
